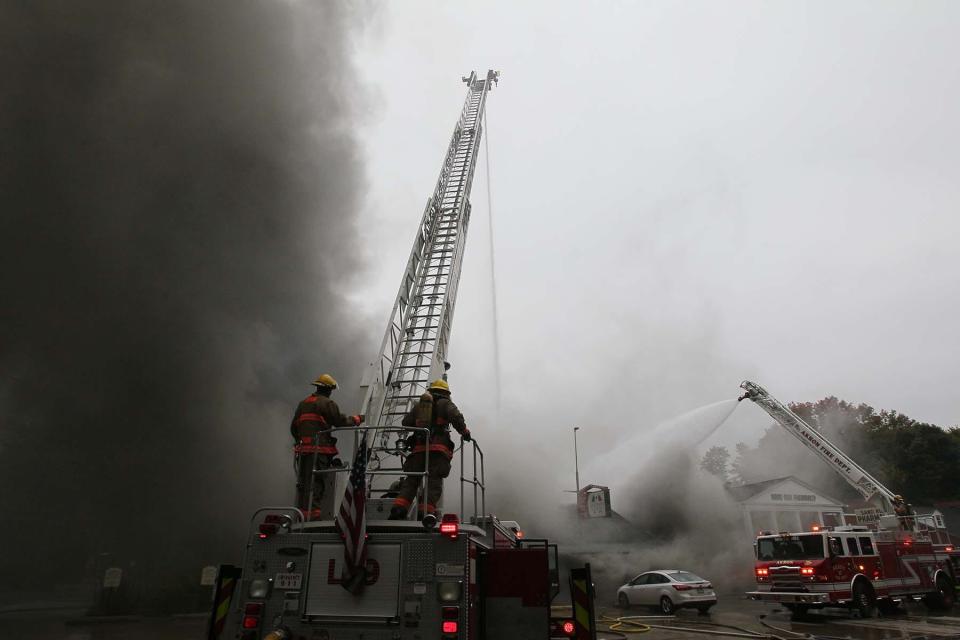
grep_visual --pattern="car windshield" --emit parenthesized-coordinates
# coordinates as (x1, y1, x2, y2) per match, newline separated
(757, 534, 825, 560)
(667, 571, 705, 582)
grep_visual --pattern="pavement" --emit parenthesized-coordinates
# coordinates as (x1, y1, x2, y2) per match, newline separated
(595, 594, 960, 639)
(1, 595, 958, 639)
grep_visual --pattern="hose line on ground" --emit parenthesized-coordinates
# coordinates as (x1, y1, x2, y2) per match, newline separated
(598, 614, 652, 634)
(597, 612, 793, 639)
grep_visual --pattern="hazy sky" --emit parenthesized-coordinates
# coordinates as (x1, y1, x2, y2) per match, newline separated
(346, 1, 959, 479)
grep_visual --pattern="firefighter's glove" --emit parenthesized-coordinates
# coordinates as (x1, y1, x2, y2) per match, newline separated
(462, 429, 472, 442)
(351, 415, 362, 426)
(331, 458, 344, 468)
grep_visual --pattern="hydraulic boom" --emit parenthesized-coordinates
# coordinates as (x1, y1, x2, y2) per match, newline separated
(738, 380, 897, 513)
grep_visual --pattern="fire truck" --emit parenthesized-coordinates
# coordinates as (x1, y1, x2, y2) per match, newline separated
(211, 71, 587, 640)
(739, 381, 957, 617)
(215, 499, 573, 640)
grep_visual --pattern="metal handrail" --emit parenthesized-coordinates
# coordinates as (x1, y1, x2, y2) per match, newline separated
(304, 425, 431, 520)
(459, 439, 485, 522)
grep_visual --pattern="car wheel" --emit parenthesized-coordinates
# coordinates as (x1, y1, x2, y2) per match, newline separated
(660, 596, 675, 615)
(852, 579, 877, 619)
(618, 592, 630, 609)
(923, 575, 955, 611)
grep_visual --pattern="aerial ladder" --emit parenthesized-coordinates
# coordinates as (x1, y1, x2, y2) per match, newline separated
(737, 380, 909, 530)
(357, 69, 499, 502)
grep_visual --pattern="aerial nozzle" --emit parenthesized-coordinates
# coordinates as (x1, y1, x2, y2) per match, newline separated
(738, 380, 760, 402)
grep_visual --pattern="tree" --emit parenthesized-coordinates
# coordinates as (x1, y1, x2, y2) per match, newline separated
(735, 396, 960, 504)
(699, 445, 731, 480)
(729, 442, 749, 485)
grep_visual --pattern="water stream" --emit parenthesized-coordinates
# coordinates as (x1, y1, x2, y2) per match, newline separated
(582, 398, 741, 494)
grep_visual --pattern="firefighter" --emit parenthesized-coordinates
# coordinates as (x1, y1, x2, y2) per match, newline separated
(389, 380, 471, 520)
(291, 374, 361, 520)
(892, 494, 915, 531)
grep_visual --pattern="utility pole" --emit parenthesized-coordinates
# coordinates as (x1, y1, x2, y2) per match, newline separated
(573, 426, 581, 495)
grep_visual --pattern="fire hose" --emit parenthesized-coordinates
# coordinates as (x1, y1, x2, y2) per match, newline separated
(596, 612, 798, 639)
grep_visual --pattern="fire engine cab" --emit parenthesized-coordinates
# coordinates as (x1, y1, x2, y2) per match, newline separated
(739, 381, 957, 616)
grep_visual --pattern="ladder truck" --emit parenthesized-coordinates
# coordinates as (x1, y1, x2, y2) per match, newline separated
(212, 71, 580, 640)
(738, 380, 956, 617)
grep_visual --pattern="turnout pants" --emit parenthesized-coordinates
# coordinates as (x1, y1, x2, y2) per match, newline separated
(393, 451, 452, 515)
(295, 453, 331, 520)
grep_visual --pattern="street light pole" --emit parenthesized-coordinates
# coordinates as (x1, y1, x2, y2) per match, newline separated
(573, 426, 581, 495)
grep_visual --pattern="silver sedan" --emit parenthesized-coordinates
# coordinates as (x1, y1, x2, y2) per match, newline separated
(617, 570, 717, 615)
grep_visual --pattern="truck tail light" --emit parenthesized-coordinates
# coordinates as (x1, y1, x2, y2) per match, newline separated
(440, 514, 459, 540)
(242, 615, 260, 629)
(550, 617, 576, 637)
(801, 567, 815, 576)
(442, 606, 459, 636)
(244, 602, 263, 615)
(755, 567, 769, 577)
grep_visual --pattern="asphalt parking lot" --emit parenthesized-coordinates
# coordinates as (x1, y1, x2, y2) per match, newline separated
(3, 596, 959, 639)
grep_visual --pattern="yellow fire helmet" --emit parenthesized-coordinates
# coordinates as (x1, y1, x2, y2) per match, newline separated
(313, 373, 338, 389)
(428, 379, 450, 393)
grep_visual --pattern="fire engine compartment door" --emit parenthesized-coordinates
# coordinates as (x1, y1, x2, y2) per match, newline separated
(304, 543, 401, 620)
(478, 547, 550, 640)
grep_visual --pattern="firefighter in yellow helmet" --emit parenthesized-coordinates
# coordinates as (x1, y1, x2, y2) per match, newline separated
(389, 379, 471, 520)
(892, 494, 915, 531)
(291, 374, 362, 520)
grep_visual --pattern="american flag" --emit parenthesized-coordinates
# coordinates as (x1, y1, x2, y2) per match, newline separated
(335, 434, 369, 594)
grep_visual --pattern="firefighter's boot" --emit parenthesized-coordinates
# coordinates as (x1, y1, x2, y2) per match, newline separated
(388, 506, 407, 520)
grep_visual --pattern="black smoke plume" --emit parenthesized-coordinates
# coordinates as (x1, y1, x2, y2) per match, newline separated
(0, 2, 371, 594)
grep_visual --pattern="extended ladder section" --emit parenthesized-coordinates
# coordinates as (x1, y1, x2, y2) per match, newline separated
(358, 70, 498, 492)
(738, 380, 897, 512)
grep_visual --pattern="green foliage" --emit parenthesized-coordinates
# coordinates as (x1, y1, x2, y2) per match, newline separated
(734, 397, 960, 504)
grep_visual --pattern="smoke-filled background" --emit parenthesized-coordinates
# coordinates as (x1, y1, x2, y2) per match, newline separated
(3, 0, 960, 613)
(0, 1, 374, 599)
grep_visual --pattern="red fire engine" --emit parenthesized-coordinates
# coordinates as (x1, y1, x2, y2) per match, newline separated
(739, 381, 957, 616)
(213, 493, 576, 640)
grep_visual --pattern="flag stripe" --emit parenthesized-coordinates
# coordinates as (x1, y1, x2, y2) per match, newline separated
(335, 435, 368, 586)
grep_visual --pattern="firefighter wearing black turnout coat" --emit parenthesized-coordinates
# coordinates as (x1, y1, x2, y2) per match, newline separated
(389, 379, 471, 519)
(291, 374, 361, 520)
